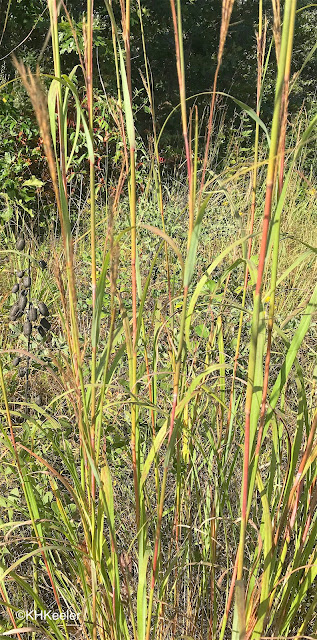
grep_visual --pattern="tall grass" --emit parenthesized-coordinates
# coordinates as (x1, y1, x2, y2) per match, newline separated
(0, 0, 316, 639)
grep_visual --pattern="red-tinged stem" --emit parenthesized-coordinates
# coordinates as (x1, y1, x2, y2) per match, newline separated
(254, 0, 296, 488)
(301, 479, 317, 544)
(276, 411, 316, 546)
(130, 148, 137, 350)
(237, 0, 294, 588)
(143, 327, 160, 503)
(86, 0, 97, 504)
(0, 583, 23, 640)
(130, 144, 140, 532)
(219, 554, 238, 637)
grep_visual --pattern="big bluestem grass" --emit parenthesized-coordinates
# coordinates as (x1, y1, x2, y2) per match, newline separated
(0, 0, 316, 639)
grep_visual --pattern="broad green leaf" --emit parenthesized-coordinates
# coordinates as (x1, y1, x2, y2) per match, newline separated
(22, 177, 44, 188)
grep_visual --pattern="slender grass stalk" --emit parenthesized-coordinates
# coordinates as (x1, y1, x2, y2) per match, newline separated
(95, 208, 117, 459)
(137, 0, 173, 309)
(86, 0, 98, 501)
(145, 293, 188, 640)
(170, 0, 193, 241)
(25, 246, 32, 408)
(165, 7, 200, 629)
(236, 0, 295, 611)
(200, 0, 235, 198)
(121, 0, 132, 98)
(129, 148, 140, 526)
(46, 3, 91, 501)
(220, 8, 266, 633)
(115, 0, 140, 531)
(46, 2, 88, 434)
(145, 7, 197, 635)
(48, 0, 67, 197)
(254, 0, 297, 481)
(227, 0, 266, 430)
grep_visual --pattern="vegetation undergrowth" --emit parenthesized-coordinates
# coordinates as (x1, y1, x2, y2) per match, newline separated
(0, 0, 316, 639)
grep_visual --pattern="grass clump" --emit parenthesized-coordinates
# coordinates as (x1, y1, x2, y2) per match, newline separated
(0, 0, 316, 639)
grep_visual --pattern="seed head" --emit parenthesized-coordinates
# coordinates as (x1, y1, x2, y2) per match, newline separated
(23, 276, 31, 288)
(38, 302, 49, 317)
(23, 320, 32, 337)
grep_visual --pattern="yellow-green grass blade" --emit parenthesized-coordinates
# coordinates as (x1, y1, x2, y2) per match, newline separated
(140, 362, 226, 488)
(47, 74, 94, 165)
(156, 91, 271, 152)
(265, 281, 317, 437)
(251, 473, 273, 639)
(91, 252, 110, 350)
(232, 580, 246, 640)
(118, 46, 135, 150)
(140, 223, 184, 273)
